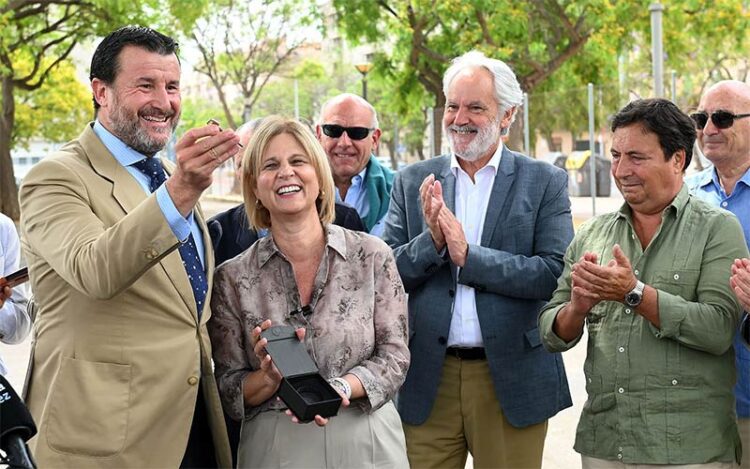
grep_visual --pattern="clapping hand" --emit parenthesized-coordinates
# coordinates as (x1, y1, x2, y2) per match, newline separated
(731, 258, 750, 312)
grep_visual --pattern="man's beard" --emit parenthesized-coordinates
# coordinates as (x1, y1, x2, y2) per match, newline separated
(108, 95, 179, 156)
(444, 115, 502, 162)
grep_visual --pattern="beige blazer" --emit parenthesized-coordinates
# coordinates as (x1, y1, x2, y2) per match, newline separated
(19, 124, 231, 468)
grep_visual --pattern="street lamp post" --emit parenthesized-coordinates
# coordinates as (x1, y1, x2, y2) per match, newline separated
(355, 63, 373, 100)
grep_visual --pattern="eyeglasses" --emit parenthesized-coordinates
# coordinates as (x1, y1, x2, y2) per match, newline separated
(321, 124, 374, 140)
(690, 110, 750, 130)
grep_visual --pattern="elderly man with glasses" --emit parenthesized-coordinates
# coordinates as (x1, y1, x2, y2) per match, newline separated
(687, 80, 750, 469)
(316, 93, 394, 236)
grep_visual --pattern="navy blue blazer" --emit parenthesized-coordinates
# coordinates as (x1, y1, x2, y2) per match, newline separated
(208, 202, 366, 265)
(382, 148, 574, 427)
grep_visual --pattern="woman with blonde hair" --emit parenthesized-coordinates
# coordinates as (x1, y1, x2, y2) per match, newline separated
(208, 116, 409, 468)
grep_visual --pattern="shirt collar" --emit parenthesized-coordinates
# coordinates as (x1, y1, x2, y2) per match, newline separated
(352, 164, 368, 186)
(255, 223, 348, 268)
(737, 164, 750, 189)
(617, 183, 689, 220)
(93, 120, 150, 166)
(450, 141, 503, 176)
(694, 165, 750, 193)
(334, 164, 368, 202)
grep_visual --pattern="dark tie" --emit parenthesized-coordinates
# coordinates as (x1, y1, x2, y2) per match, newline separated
(132, 157, 207, 317)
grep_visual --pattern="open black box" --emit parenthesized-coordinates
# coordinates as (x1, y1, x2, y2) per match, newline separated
(261, 325, 342, 422)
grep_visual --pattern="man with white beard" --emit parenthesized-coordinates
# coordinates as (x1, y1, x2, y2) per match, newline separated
(383, 50, 574, 468)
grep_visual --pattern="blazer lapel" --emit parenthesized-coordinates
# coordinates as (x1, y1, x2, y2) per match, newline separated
(80, 125, 145, 214)
(160, 160, 202, 322)
(481, 147, 515, 246)
(438, 157, 456, 214)
(437, 156, 458, 283)
(83, 124, 200, 322)
(196, 204, 213, 325)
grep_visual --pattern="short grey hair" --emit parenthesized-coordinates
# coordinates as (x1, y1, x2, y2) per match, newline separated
(319, 93, 379, 129)
(443, 50, 523, 135)
(236, 117, 265, 138)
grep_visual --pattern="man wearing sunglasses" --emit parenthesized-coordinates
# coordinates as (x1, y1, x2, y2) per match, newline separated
(383, 51, 574, 468)
(687, 80, 750, 468)
(316, 93, 394, 236)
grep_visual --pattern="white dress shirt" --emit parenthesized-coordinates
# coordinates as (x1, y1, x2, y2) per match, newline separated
(447, 144, 503, 347)
(0, 213, 31, 375)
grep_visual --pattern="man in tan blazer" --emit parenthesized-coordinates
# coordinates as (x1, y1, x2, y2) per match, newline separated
(19, 26, 240, 468)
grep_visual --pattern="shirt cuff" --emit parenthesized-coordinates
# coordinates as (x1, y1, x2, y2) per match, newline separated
(539, 304, 583, 352)
(156, 185, 192, 242)
(651, 288, 686, 339)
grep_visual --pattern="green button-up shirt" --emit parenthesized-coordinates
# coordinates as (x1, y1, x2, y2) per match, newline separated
(539, 185, 748, 465)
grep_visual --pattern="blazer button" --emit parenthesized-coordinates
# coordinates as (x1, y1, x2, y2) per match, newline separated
(438, 336, 447, 345)
(187, 376, 199, 386)
(448, 289, 455, 297)
(145, 248, 158, 260)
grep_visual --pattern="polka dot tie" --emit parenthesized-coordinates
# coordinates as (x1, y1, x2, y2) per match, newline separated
(132, 157, 207, 317)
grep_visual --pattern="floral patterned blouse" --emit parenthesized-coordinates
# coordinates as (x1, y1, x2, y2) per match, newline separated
(209, 224, 409, 421)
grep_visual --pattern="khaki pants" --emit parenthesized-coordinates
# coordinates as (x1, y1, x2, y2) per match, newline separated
(582, 455, 738, 469)
(740, 417, 749, 469)
(403, 356, 547, 469)
(238, 401, 407, 468)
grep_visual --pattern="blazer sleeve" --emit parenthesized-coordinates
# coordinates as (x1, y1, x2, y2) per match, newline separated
(382, 170, 450, 292)
(20, 157, 182, 300)
(457, 168, 574, 300)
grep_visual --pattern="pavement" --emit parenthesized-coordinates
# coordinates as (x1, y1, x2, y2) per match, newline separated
(0, 191, 626, 469)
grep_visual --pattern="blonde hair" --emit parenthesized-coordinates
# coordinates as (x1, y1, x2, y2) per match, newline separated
(242, 115, 335, 230)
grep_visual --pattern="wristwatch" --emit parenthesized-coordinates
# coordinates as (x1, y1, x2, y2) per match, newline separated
(328, 377, 352, 400)
(624, 280, 645, 307)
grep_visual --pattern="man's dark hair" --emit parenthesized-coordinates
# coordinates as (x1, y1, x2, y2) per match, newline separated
(610, 98, 696, 170)
(89, 26, 179, 111)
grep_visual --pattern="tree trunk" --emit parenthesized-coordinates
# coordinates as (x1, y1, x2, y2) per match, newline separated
(0, 75, 19, 221)
(507, 121, 524, 153)
(432, 94, 445, 156)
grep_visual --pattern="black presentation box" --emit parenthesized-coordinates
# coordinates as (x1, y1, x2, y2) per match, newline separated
(261, 325, 342, 422)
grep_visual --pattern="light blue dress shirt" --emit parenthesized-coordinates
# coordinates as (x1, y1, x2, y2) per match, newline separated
(336, 165, 385, 237)
(92, 121, 205, 266)
(687, 166, 750, 418)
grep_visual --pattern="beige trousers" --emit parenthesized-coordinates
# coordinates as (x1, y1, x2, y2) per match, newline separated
(403, 356, 547, 469)
(237, 401, 407, 468)
(739, 417, 749, 469)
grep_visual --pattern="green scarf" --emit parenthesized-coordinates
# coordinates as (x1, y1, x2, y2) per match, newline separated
(362, 155, 395, 232)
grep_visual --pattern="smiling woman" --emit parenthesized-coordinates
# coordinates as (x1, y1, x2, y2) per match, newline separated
(208, 116, 410, 467)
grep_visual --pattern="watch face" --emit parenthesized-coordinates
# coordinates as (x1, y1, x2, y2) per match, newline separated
(625, 292, 641, 306)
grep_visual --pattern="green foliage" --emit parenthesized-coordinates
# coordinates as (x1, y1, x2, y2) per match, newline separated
(331, 0, 643, 150)
(178, 95, 227, 133)
(13, 60, 91, 147)
(331, 0, 750, 156)
(0, 0, 205, 218)
(253, 59, 358, 124)
(187, 0, 324, 128)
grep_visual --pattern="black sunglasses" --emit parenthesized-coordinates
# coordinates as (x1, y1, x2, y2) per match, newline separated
(321, 124, 374, 140)
(690, 110, 750, 130)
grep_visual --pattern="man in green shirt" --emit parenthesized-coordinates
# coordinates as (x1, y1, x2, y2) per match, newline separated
(539, 98, 748, 468)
